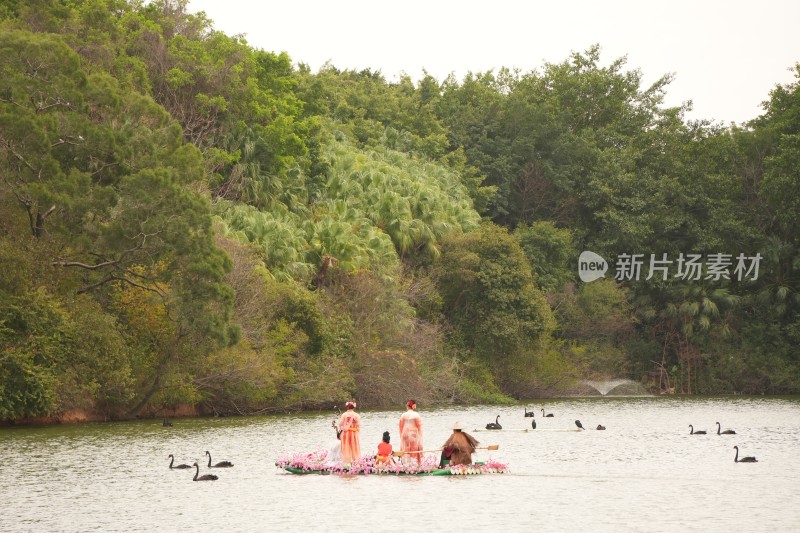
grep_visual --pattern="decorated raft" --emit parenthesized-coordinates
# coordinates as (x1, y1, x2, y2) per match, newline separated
(281, 463, 505, 476)
(276, 449, 509, 476)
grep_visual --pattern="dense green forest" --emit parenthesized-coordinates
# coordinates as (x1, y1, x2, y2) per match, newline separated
(1, 0, 799, 422)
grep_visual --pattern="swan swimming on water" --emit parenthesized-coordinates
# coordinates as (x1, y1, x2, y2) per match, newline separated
(575, 420, 585, 430)
(716, 422, 736, 435)
(168, 454, 191, 469)
(689, 425, 706, 435)
(524, 407, 535, 417)
(205, 451, 234, 468)
(733, 446, 757, 463)
(192, 463, 219, 481)
(541, 409, 554, 417)
(486, 415, 502, 430)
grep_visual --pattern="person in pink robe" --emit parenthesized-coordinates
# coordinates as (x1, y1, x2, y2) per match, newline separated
(399, 399, 423, 464)
(338, 401, 361, 464)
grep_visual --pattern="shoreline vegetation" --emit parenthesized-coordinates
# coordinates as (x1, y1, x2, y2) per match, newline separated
(2, 1, 800, 426)
(3, 389, 769, 428)
(0, 382, 676, 428)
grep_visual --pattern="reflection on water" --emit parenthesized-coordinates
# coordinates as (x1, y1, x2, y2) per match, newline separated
(2, 397, 800, 532)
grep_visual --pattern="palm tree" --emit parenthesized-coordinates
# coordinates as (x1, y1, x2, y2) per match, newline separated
(658, 284, 739, 394)
(215, 202, 314, 281)
(308, 126, 482, 267)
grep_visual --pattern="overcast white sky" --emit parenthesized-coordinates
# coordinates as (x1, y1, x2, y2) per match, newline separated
(187, 0, 799, 125)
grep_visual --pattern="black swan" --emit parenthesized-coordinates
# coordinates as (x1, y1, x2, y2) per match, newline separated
(205, 451, 234, 468)
(524, 407, 535, 417)
(596, 424, 606, 430)
(716, 422, 736, 435)
(689, 425, 706, 435)
(192, 463, 218, 481)
(733, 446, 757, 463)
(575, 420, 585, 430)
(541, 409, 554, 417)
(531, 419, 537, 429)
(168, 454, 191, 469)
(486, 415, 502, 430)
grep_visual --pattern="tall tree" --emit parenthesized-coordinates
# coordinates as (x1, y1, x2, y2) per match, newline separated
(434, 222, 555, 390)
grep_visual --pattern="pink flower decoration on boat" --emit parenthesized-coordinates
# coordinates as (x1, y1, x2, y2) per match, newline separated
(275, 449, 509, 476)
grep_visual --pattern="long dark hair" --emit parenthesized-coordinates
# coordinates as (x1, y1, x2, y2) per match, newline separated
(382, 431, 390, 443)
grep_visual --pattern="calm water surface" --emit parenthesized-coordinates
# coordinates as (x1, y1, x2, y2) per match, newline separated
(2, 397, 799, 532)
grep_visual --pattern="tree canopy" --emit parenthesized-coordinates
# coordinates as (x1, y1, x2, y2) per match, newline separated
(2, 0, 799, 422)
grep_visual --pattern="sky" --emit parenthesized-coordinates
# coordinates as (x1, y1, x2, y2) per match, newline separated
(187, 0, 800, 125)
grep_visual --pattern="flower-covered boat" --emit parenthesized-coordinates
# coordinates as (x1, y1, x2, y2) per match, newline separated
(275, 449, 509, 476)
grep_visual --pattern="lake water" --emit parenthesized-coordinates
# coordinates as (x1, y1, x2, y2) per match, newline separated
(2, 396, 799, 532)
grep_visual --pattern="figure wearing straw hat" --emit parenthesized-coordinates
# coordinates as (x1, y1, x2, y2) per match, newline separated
(439, 422, 479, 468)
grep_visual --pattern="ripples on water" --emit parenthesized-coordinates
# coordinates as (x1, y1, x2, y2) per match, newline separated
(2, 397, 800, 532)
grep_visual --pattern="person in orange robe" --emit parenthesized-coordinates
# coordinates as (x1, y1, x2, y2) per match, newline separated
(399, 399, 423, 465)
(375, 431, 393, 464)
(338, 401, 361, 464)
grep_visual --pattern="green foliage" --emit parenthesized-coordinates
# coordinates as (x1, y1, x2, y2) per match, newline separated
(526, 345, 581, 396)
(437, 48, 678, 227)
(457, 362, 516, 405)
(732, 315, 800, 394)
(0, 29, 89, 237)
(754, 67, 800, 319)
(317, 131, 481, 259)
(0, 0, 19, 19)
(0, 292, 62, 418)
(55, 296, 135, 413)
(0, 25, 233, 347)
(211, 235, 356, 410)
(556, 280, 634, 339)
(551, 280, 634, 378)
(322, 269, 419, 405)
(3, 0, 800, 424)
(515, 221, 576, 292)
(435, 49, 800, 394)
(434, 223, 556, 392)
(295, 66, 448, 159)
(0, 347, 57, 419)
(216, 128, 481, 283)
(0, 289, 135, 419)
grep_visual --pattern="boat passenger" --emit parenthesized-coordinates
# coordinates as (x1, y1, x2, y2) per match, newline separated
(399, 399, 424, 465)
(376, 431, 393, 464)
(338, 401, 361, 464)
(439, 421, 479, 467)
(326, 420, 343, 463)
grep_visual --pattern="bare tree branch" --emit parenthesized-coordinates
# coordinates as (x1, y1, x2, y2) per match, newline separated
(75, 274, 166, 295)
(53, 259, 119, 270)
